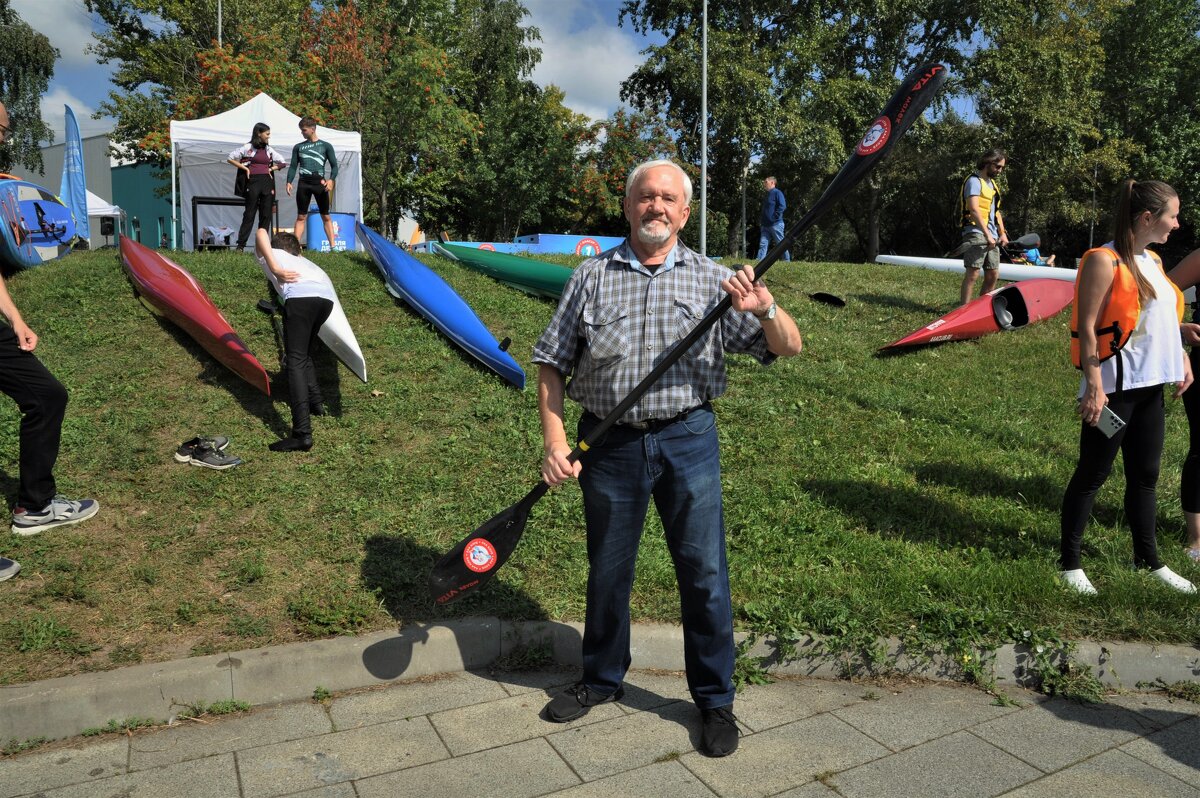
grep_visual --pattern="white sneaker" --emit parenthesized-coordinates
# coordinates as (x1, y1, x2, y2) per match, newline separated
(1149, 566, 1197, 594)
(1059, 569, 1097, 595)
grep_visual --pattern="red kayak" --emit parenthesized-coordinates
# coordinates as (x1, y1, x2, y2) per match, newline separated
(120, 236, 271, 395)
(880, 278, 1075, 351)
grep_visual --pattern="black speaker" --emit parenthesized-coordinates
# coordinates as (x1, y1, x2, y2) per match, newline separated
(100, 217, 114, 236)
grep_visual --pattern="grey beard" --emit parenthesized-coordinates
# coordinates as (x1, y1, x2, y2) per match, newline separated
(637, 222, 672, 245)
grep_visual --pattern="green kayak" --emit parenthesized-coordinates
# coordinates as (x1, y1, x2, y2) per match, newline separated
(438, 242, 574, 299)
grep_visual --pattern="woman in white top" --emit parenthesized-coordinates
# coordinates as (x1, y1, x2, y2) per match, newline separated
(1060, 179, 1195, 594)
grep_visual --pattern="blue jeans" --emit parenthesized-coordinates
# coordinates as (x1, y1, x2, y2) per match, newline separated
(757, 220, 790, 261)
(576, 404, 735, 709)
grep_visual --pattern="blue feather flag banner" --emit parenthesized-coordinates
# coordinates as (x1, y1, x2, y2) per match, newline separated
(60, 105, 89, 241)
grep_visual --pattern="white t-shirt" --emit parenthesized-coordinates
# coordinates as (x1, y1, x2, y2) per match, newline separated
(1083, 243, 1185, 396)
(257, 248, 338, 303)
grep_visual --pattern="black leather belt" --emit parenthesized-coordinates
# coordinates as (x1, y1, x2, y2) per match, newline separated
(618, 405, 704, 431)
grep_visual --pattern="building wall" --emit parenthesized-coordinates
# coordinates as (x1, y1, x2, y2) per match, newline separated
(111, 164, 176, 249)
(6, 135, 114, 203)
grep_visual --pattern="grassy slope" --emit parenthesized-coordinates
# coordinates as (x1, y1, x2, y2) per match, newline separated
(0, 247, 1196, 685)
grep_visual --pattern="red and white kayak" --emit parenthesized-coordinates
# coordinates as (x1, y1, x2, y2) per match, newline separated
(880, 278, 1075, 351)
(120, 236, 271, 395)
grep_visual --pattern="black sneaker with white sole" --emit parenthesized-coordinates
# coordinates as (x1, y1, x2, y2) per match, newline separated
(175, 436, 231, 463)
(189, 443, 243, 470)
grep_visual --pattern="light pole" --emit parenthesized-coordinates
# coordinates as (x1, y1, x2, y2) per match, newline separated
(699, 0, 707, 256)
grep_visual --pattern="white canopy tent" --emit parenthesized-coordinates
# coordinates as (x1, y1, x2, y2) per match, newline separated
(169, 93, 362, 250)
(85, 189, 123, 247)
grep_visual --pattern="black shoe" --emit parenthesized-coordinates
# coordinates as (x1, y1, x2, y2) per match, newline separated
(174, 436, 231, 463)
(269, 435, 313, 452)
(545, 682, 624, 723)
(309, 401, 326, 417)
(699, 705, 739, 757)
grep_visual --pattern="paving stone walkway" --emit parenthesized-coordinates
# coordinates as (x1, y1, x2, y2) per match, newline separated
(3, 667, 1199, 797)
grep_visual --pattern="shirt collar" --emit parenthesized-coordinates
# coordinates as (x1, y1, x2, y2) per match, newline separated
(618, 240, 679, 276)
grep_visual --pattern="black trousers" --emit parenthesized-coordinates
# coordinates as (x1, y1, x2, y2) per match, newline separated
(237, 174, 275, 248)
(282, 297, 333, 437)
(1060, 385, 1165, 570)
(1180, 347, 1200, 513)
(0, 325, 68, 509)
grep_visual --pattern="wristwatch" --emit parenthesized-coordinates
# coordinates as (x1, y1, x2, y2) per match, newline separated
(755, 301, 777, 321)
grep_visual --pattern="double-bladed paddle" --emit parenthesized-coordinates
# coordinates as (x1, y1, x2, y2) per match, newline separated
(428, 62, 949, 605)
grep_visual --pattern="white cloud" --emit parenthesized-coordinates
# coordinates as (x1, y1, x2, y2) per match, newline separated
(39, 87, 109, 142)
(11, 0, 100, 68)
(524, 0, 654, 122)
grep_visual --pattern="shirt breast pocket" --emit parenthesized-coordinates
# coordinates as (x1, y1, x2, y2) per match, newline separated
(582, 303, 629, 364)
(673, 299, 717, 359)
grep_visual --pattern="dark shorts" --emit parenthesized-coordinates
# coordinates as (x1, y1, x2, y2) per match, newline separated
(296, 177, 330, 216)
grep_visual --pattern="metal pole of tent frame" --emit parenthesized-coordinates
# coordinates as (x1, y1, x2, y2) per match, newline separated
(170, 140, 177, 249)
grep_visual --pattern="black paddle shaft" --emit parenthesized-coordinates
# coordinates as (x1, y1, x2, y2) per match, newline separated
(428, 62, 949, 605)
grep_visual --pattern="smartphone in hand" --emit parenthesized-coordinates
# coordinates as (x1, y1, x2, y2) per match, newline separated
(1096, 405, 1126, 438)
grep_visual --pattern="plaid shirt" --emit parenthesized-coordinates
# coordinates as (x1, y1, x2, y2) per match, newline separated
(533, 241, 775, 423)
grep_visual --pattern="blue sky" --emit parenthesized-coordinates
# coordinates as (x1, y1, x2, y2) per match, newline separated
(15, 0, 662, 142)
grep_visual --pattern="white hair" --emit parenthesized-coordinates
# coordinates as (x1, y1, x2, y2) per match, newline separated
(625, 159, 693, 205)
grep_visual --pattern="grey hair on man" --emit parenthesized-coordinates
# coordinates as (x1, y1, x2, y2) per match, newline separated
(625, 159, 693, 205)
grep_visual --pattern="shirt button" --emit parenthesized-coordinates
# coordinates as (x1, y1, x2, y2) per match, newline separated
(646, 344, 652, 350)
(647, 309, 654, 315)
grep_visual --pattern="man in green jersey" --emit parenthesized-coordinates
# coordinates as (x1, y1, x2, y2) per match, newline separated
(286, 117, 340, 250)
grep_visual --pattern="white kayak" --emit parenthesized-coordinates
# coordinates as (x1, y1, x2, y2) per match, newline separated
(875, 254, 1077, 283)
(318, 299, 367, 383)
(876, 253, 1197, 302)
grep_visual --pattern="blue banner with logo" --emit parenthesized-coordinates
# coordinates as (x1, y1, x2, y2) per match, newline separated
(60, 105, 89, 241)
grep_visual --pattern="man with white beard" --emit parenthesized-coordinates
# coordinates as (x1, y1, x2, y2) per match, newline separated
(531, 159, 802, 757)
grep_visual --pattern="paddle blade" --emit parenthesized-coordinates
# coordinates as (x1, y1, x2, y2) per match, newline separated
(428, 482, 549, 604)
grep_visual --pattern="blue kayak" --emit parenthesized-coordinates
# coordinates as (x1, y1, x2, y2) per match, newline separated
(0, 178, 76, 270)
(357, 223, 525, 389)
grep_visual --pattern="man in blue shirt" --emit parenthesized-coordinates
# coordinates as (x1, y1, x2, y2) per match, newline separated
(533, 160, 802, 757)
(757, 176, 790, 261)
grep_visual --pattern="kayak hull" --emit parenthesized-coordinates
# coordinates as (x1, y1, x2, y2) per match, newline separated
(316, 299, 367, 383)
(875, 253, 1076, 282)
(880, 278, 1075, 350)
(358, 224, 526, 388)
(0, 179, 76, 269)
(436, 242, 573, 299)
(120, 235, 271, 395)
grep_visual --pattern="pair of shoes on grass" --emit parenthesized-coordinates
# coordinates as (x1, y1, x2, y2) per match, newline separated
(544, 682, 739, 756)
(175, 436, 242, 470)
(1060, 566, 1196, 594)
(12, 495, 100, 536)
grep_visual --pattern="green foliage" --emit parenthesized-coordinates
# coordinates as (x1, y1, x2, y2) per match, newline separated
(81, 716, 160, 736)
(1, 736, 49, 756)
(0, 0, 57, 171)
(286, 578, 379, 636)
(176, 698, 251, 718)
(312, 685, 332, 703)
(1137, 678, 1200, 704)
(732, 635, 772, 690)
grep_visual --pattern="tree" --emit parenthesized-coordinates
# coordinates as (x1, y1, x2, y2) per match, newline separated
(86, 0, 307, 162)
(0, 0, 56, 172)
(1097, 0, 1200, 258)
(968, 0, 1125, 259)
(415, 0, 594, 241)
(618, 1, 979, 261)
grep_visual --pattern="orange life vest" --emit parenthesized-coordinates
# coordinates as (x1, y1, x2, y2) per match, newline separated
(1070, 246, 1184, 368)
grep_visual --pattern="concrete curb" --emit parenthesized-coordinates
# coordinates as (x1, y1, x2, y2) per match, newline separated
(1, 619, 1197, 742)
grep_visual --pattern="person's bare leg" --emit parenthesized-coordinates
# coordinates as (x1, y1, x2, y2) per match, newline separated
(960, 267, 980, 305)
(322, 214, 337, 250)
(980, 267, 1000, 296)
(294, 215, 307, 249)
